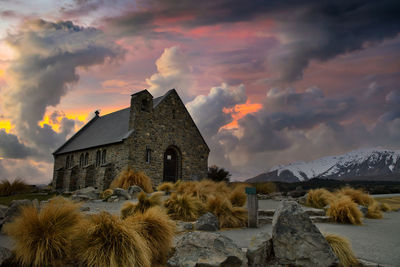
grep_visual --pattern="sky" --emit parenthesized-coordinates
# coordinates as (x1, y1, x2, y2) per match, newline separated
(0, 0, 399, 184)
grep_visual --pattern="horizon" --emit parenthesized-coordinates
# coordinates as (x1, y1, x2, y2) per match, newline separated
(0, 1, 399, 184)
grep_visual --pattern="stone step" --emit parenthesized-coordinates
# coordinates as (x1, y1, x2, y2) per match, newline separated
(258, 208, 325, 217)
(258, 215, 331, 226)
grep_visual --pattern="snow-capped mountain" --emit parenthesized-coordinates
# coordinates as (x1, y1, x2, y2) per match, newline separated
(246, 148, 400, 183)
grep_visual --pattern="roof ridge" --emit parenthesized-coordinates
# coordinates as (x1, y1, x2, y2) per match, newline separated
(100, 107, 130, 118)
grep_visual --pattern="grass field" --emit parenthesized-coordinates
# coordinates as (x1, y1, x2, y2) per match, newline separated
(375, 196, 400, 210)
(0, 193, 56, 206)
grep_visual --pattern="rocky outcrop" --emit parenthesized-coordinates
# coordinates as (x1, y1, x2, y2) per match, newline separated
(167, 232, 247, 267)
(127, 185, 143, 196)
(0, 199, 33, 229)
(194, 212, 219, 231)
(0, 246, 12, 265)
(246, 232, 273, 267)
(113, 188, 131, 200)
(272, 201, 338, 267)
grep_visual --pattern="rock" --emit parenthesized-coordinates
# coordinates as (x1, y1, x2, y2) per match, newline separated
(272, 201, 338, 267)
(107, 195, 119, 202)
(32, 199, 40, 209)
(71, 194, 91, 202)
(298, 194, 308, 205)
(127, 185, 143, 196)
(0, 246, 12, 265)
(74, 187, 99, 199)
(167, 231, 247, 267)
(305, 207, 326, 216)
(80, 206, 90, 212)
(0, 205, 8, 219)
(258, 217, 273, 225)
(113, 188, 131, 200)
(176, 221, 194, 233)
(247, 232, 273, 267)
(194, 212, 219, 231)
(0, 199, 32, 229)
(358, 205, 368, 216)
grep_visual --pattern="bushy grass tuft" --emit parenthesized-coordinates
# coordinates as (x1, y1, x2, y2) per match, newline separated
(379, 202, 391, 212)
(74, 212, 151, 267)
(229, 185, 247, 207)
(3, 197, 82, 267)
(206, 195, 247, 228)
(0, 178, 30, 196)
(307, 188, 336, 209)
(255, 182, 277, 195)
(156, 182, 174, 193)
(120, 201, 137, 219)
(324, 233, 359, 267)
(326, 195, 363, 225)
(126, 206, 176, 266)
(121, 192, 163, 218)
(100, 189, 113, 199)
(110, 168, 153, 193)
(366, 202, 383, 219)
(164, 193, 204, 221)
(336, 187, 374, 206)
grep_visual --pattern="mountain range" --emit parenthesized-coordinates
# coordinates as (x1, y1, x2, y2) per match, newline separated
(246, 148, 400, 183)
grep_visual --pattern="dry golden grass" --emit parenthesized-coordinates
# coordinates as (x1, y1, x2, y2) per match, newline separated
(121, 192, 163, 218)
(175, 180, 231, 203)
(110, 168, 153, 193)
(100, 188, 113, 199)
(74, 212, 151, 267)
(307, 188, 336, 209)
(255, 182, 277, 195)
(376, 196, 400, 210)
(324, 233, 359, 267)
(156, 182, 174, 193)
(365, 201, 383, 219)
(379, 202, 391, 212)
(206, 195, 247, 228)
(0, 178, 30, 196)
(326, 195, 363, 225)
(3, 197, 82, 267)
(126, 206, 176, 265)
(229, 185, 247, 207)
(336, 187, 374, 206)
(164, 193, 204, 221)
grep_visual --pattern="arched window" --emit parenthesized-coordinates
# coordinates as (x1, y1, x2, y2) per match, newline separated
(70, 155, 74, 167)
(84, 153, 89, 166)
(66, 156, 70, 168)
(146, 148, 151, 163)
(79, 154, 84, 167)
(96, 150, 101, 167)
(102, 149, 107, 164)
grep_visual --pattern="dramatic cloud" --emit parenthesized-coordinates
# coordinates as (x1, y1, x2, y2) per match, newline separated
(0, 19, 124, 160)
(0, 130, 35, 159)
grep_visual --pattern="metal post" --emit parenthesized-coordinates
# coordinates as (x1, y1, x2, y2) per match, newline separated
(246, 187, 258, 228)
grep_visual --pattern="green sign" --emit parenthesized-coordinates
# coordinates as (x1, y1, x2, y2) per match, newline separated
(245, 187, 256, 195)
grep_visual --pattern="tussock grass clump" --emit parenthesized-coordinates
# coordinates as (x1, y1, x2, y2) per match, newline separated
(229, 185, 247, 207)
(324, 233, 359, 267)
(156, 182, 174, 193)
(110, 168, 153, 193)
(337, 187, 374, 206)
(365, 202, 383, 219)
(307, 188, 336, 209)
(3, 197, 82, 267)
(74, 212, 151, 267)
(126, 206, 176, 265)
(101, 189, 113, 199)
(326, 196, 362, 225)
(164, 193, 204, 221)
(121, 192, 163, 218)
(379, 202, 391, 212)
(206, 195, 247, 228)
(255, 182, 277, 195)
(0, 178, 30, 196)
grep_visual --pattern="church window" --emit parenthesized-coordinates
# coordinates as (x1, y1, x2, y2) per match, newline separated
(66, 156, 70, 168)
(96, 150, 101, 167)
(84, 153, 89, 166)
(146, 148, 151, 163)
(141, 99, 150, 112)
(79, 154, 84, 167)
(102, 150, 107, 164)
(70, 155, 74, 167)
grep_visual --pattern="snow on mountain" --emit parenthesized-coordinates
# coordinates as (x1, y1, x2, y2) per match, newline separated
(248, 148, 400, 183)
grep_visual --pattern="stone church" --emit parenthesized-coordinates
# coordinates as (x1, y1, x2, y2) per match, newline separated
(52, 89, 210, 191)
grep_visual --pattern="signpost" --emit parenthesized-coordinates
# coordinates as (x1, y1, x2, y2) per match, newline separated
(245, 187, 258, 228)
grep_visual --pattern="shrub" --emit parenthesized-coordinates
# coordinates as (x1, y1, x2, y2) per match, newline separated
(0, 178, 30, 196)
(100, 189, 113, 199)
(207, 165, 231, 182)
(156, 182, 174, 193)
(110, 168, 153, 193)
(337, 187, 374, 206)
(3, 197, 82, 267)
(324, 233, 359, 267)
(379, 202, 391, 212)
(326, 196, 362, 225)
(229, 185, 247, 207)
(366, 202, 383, 219)
(206, 195, 247, 228)
(121, 192, 163, 218)
(255, 182, 277, 195)
(126, 206, 176, 265)
(164, 193, 204, 221)
(74, 212, 151, 267)
(307, 188, 336, 209)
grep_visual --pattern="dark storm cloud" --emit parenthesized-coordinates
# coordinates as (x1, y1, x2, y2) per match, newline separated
(1, 19, 124, 160)
(106, 0, 400, 82)
(0, 130, 35, 159)
(60, 0, 103, 17)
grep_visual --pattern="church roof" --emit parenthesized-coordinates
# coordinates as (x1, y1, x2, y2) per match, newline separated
(53, 92, 166, 155)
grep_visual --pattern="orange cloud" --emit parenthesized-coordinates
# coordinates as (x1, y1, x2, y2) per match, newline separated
(222, 101, 262, 129)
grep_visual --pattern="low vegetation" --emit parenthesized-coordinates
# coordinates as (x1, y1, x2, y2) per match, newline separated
(207, 165, 231, 182)
(376, 196, 400, 210)
(229, 185, 247, 207)
(307, 188, 335, 209)
(3, 197, 82, 267)
(100, 188, 114, 199)
(324, 233, 359, 267)
(121, 192, 163, 218)
(156, 182, 174, 193)
(336, 186, 374, 206)
(0, 178, 31, 196)
(164, 193, 204, 221)
(0, 192, 55, 206)
(110, 168, 153, 193)
(254, 182, 277, 195)
(326, 195, 363, 225)
(365, 202, 383, 219)
(206, 195, 247, 228)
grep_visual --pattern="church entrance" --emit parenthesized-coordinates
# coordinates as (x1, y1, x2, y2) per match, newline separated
(163, 146, 181, 182)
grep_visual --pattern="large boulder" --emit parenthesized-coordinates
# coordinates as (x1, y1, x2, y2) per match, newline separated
(194, 212, 219, 231)
(246, 231, 273, 267)
(272, 201, 338, 267)
(0, 246, 12, 265)
(113, 188, 131, 200)
(0, 199, 32, 228)
(127, 185, 143, 197)
(74, 187, 99, 200)
(167, 231, 247, 267)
